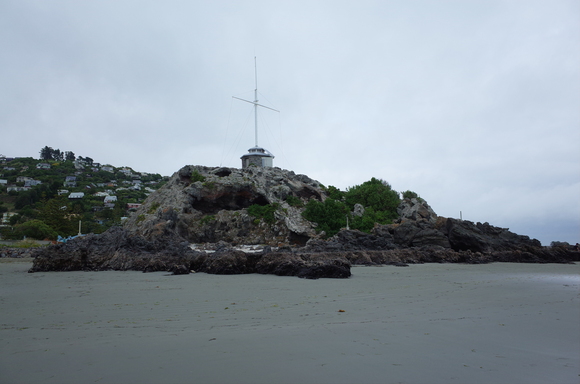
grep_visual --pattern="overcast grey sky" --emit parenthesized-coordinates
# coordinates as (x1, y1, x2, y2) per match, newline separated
(1, 0, 579, 245)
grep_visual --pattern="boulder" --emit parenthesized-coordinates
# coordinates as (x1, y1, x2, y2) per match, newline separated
(397, 198, 437, 224)
(256, 252, 351, 279)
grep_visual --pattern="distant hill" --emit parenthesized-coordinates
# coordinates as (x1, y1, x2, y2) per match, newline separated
(0, 156, 167, 239)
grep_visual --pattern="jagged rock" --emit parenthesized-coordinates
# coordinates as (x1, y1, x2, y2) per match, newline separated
(352, 203, 365, 217)
(397, 198, 437, 224)
(124, 165, 324, 246)
(256, 252, 351, 279)
(29, 227, 196, 273)
(0, 248, 35, 258)
(170, 264, 191, 275)
(29, 227, 351, 279)
(302, 229, 397, 252)
(445, 219, 541, 253)
(393, 222, 422, 246)
(411, 228, 451, 248)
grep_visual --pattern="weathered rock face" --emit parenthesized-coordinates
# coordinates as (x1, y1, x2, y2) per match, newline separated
(397, 198, 437, 224)
(29, 227, 351, 279)
(124, 165, 325, 246)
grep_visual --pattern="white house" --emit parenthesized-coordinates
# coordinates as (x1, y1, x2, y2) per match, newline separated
(68, 192, 85, 199)
(24, 179, 42, 187)
(104, 196, 118, 204)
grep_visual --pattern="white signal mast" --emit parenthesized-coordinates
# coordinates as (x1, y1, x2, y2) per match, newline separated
(234, 58, 277, 168)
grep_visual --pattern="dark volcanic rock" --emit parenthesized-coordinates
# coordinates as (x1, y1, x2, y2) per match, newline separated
(256, 252, 351, 279)
(29, 227, 196, 273)
(29, 227, 351, 279)
(302, 229, 397, 252)
(1, 247, 35, 258)
(411, 229, 451, 248)
(445, 218, 542, 253)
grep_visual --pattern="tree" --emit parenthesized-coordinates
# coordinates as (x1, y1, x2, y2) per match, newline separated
(401, 190, 418, 199)
(65, 151, 76, 161)
(53, 149, 63, 161)
(303, 177, 402, 237)
(344, 178, 400, 222)
(303, 198, 348, 237)
(8, 220, 58, 240)
(40, 146, 54, 160)
(38, 196, 76, 236)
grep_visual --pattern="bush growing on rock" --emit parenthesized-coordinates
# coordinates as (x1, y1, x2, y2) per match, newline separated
(247, 203, 279, 224)
(191, 170, 206, 183)
(303, 178, 401, 237)
(303, 198, 347, 237)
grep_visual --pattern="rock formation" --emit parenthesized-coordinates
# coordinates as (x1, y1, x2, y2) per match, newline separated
(28, 166, 579, 277)
(123, 165, 324, 246)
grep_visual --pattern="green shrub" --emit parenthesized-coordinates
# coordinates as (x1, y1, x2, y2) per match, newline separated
(303, 178, 401, 237)
(345, 178, 400, 222)
(401, 190, 418, 199)
(302, 198, 347, 237)
(148, 202, 161, 214)
(285, 195, 303, 207)
(5, 220, 58, 240)
(324, 185, 345, 200)
(401, 190, 424, 202)
(200, 215, 216, 225)
(247, 203, 279, 224)
(136, 214, 146, 224)
(191, 170, 206, 183)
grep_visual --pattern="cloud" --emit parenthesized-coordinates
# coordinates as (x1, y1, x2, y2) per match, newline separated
(1, 0, 578, 244)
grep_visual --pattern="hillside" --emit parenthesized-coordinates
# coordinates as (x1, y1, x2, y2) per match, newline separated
(0, 154, 166, 240)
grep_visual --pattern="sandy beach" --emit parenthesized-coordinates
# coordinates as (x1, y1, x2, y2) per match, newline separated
(1, 259, 578, 384)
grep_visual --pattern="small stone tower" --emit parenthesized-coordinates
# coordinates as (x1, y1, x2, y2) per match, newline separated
(241, 146, 274, 169)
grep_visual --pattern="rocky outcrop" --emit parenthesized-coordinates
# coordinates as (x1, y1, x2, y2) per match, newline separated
(397, 198, 437, 224)
(26, 170, 579, 277)
(28, 227, 351, 279)
(124, 165, 324, 246)
(0, 247, 35, 258)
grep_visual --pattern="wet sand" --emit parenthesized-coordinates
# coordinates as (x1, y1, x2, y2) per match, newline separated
(1, 260, 579, 384)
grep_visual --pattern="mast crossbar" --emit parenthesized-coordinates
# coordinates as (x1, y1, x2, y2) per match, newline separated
(232, 57, 279, 148)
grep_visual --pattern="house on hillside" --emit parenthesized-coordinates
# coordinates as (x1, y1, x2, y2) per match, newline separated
(102, 166, 114, 173)
(64, 176, 77, 188)
(1, 212, 18, 225)
(24, 179, 42, 187)
(68, 192, 84, 199)
(103, 196, 117, 204)
(126, 203, 141, 210)
(36, 163, 51, 169)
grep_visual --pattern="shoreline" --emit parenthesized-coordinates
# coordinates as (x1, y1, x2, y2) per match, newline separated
(1, 261, 579, 384)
